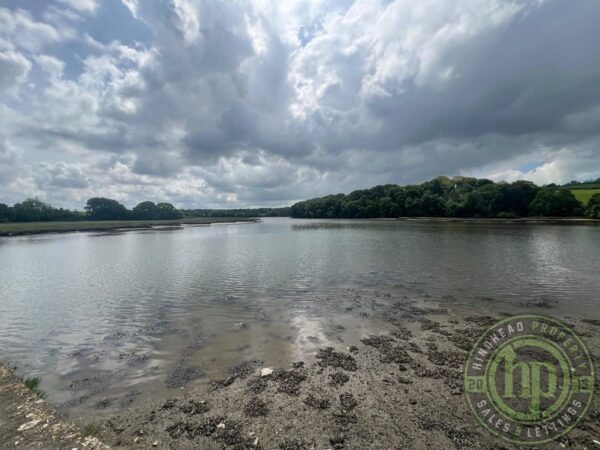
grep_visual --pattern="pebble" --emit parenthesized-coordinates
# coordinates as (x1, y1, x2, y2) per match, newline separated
(260, 368, 273, 377)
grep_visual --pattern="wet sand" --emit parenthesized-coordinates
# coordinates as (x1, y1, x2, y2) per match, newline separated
(93, 298, 599, 449)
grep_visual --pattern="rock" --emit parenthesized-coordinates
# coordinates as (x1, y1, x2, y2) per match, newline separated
(232, 322, 247, 331)
(18, 419, 41, 431)
(260, 368, 273, 377)
(152, 441, 158, 447)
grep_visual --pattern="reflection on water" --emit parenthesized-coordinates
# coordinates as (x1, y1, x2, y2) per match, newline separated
(0, 218, 598, 419)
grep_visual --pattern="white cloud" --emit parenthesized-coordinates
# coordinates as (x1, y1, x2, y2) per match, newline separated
(0, 8, 62, 52)
(0, 50, 31, 93)
(171, 0, 201, 45)
(59, 0, 100, 14)
(35, 54, 65, 79)
(120, 0, 139, 18)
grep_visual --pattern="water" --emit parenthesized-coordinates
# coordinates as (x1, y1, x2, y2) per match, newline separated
(0, 218, 598, 420)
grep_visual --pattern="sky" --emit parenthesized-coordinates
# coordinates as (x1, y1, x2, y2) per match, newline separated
(1, 0, 600, 209)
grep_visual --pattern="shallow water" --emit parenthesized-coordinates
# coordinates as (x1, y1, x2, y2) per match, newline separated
(0, 218, 598, 420)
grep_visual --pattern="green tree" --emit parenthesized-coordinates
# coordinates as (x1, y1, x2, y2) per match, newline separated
(529, 189, 584, 217)
(12, 199, 53, 222)
(85, 197, 129, 220)
(0, 203, 13, 222)
(155, 202, 182, 219)
(497, 181, 539, 217)
(585, 193, 600, 218)
(132, 201, 157, 220)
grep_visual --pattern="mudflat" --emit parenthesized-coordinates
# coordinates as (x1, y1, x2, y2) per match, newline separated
(96, 301, 600, 449)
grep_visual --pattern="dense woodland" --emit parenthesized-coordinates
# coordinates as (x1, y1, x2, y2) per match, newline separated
(290, 176, 600, 219)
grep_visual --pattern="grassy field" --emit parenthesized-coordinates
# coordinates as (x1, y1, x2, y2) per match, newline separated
(570, 188, 600, 205)
(0, 217, 255, 236)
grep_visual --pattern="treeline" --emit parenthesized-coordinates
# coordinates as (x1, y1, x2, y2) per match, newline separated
(290, 176, 600, 219)
(560, 178, 600, 189)
(0, 197, 290, 223)
(0, 199, 83, 222)
(182, 207, 290, 218)
(0, 198, 184, 222)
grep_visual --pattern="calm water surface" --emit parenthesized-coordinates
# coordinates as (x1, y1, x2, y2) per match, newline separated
(0, 218, 598, 419)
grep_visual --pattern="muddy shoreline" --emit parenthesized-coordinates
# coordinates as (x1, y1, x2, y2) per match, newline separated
(0, 218, 258, 237)
(4, 297, 596, 449)
(94, 305, 599, 450)
(0, 288, 600, 450)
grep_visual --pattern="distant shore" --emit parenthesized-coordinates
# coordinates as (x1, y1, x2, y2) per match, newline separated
(394, 216, 600, 225)
(3, 216, 599, 238)
(292, 216, 600, 225)
(0, 217, 258, 237)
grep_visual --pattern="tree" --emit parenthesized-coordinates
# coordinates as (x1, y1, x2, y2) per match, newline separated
(586, 193, 600, 218)
(497, 181, 539, 217)
(289, 176, 593, 219)
(12, 198, 53, 222)
(155, 202, 182, 219)
(85, 197, 129, 220)
(529, 189, 584, 217)
(0, 203, 13, 222)
(132, 201, 157, 220)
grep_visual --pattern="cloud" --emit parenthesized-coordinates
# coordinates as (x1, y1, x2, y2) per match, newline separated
(59, 0, 100, 14)
(0, 50, 31, 93)
(1, 0, 600, 208)
(0, 8, 62, 52)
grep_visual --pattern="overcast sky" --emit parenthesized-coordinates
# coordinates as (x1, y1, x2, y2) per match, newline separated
(1, 0, 599, 208)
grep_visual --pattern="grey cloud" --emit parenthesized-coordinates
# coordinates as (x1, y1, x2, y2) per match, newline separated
(364, 1, 600, 149)
(39, 161, 89, 189)
(2, 0, 600, 209)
